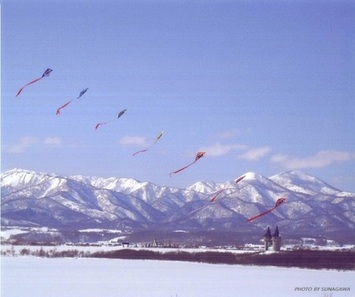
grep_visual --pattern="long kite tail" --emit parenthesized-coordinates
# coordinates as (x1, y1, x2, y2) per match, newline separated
(246, 207, 275, 222)
(132, 148, 149, 156)
(16, 77, 43, 97)
(247, 197, 286, 222)
(95, 122, 109, 130)
(210, 176, 246, 203)
(56, 99, 73, 115)
(170, 161, 196, 177)
(210, 189, 226, 202)
(132, 143, 155, 156)
(133, 132, 163, 156)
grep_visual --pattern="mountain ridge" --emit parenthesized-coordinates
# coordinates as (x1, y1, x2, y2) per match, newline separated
(1, 168, 354, 244)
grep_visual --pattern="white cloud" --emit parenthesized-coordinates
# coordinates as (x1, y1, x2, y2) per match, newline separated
(6, 137, 38, 154)
(237, 146, 271, 161)
(119, 136, 147, 147)
(200, 143, 247, 157)
(43, 137, 62, 145)
(271, 150, 355, 169)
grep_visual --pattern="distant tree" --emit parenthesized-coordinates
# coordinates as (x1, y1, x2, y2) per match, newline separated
(38, 247, 46, 258)
(20, 248, 30, 256)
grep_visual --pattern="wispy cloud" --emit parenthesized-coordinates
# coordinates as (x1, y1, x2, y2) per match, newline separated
(200, 142, 247, 157)
(6, 136, 63, 154)
(43, 137, 62, 145)
(119, 136, 148, 147)
(6, 137, 39, 154)
(271, 150, 355, 169)
(237, 146, 271, 161)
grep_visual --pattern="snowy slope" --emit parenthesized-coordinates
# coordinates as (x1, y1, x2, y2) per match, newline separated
(270, 171, 341, 195)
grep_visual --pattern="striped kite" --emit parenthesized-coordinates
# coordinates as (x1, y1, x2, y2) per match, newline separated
(95, 109, 127, 130)
(16, 68, 53, 97)
(133, 131, 164, 156)
(170, 151, 205, 177)
(56, 88, 89, 115)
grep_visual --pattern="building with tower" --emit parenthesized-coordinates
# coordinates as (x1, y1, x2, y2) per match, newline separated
(264, 226, 281, 251)
(272, 226, 281, 251)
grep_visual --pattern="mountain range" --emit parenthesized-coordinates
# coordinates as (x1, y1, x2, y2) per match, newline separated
(1, 169, 354, 245)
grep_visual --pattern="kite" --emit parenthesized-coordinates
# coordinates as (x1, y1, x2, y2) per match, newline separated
(246, 197, 286, 222)
(170, 151, 205, 177)
(132, 131, 164, 156)
(56, 88, 89, 115)
(235, 175, 246, 184)
(210, 175, 246, 202)
(95, 109, 127, 130)
(16, 68, 53, 97)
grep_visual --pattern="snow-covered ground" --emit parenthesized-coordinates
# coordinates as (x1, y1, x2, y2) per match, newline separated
(1, 257, 354, 297)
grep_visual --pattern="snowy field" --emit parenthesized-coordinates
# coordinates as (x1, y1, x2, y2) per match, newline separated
(1, 257, 354, 297)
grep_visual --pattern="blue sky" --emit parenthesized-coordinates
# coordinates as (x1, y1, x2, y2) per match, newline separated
(2, 0, 355, 191)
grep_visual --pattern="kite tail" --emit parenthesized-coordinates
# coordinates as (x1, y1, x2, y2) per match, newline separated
(246, 207, 275, 222)
(132, 143, 155, 156)
(16, 77, 43, 97)
(210, 189, 225, 202)
(132, 149, 149, 156)
(56, 99, 73, 115)
(95, 122, 109, 130)
(170, 161, 196, 177)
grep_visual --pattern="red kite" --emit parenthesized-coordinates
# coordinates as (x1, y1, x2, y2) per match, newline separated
(246, 197, 286, 222)
(16, 68, 53, 97)
(170, 151, 205, 177)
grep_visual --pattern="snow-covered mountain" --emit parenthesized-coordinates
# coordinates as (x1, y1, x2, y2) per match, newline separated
(1, 169, 354, 244)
